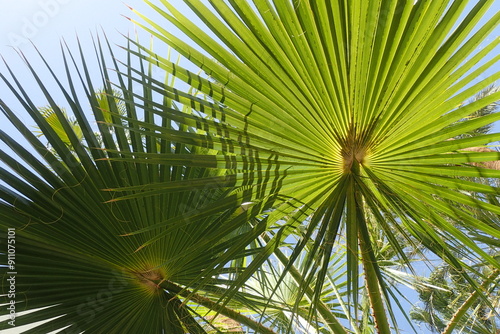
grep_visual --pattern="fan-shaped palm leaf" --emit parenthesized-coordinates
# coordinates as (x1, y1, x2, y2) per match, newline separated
(0, 38, 276, 333)
(119, 0, 500, 330)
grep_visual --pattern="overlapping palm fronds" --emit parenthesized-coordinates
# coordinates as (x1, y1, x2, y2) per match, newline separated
(122, 0, 500, 330)
(0, 38, 278, 333)
(1, 0, 499, 332)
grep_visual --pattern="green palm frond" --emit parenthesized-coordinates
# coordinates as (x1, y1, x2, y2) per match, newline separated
(35, 106, 83, 147)
(0, 37, 275, 333)
(121, 0, 500, 330)
(455, 85, 500, 138)
(411, 264, 499, 334)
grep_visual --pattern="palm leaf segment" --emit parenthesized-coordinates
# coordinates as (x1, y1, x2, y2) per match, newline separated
(125, 0, 500, 329)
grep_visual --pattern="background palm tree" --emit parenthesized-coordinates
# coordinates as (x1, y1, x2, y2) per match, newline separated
(409, 85, 500, 334)
(1, 0, 500, 333)
(411, 263, 499, 334)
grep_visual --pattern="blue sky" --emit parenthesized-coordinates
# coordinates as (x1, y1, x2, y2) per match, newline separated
(0, 1, 499, 333)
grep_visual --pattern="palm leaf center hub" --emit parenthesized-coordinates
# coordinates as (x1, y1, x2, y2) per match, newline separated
(340, 129, 370, 174)
(133, 267, 166, 294)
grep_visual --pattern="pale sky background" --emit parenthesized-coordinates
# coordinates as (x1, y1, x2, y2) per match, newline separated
(0, 1, 499, 333)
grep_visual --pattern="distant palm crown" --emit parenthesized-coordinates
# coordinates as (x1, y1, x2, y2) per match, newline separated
(0, 0, 499, 333)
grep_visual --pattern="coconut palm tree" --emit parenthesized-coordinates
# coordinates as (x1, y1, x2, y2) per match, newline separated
(411, 263, 499, 334)
(1, 0, 500, 333)
(124, 0, 500, 330)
